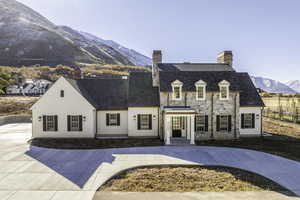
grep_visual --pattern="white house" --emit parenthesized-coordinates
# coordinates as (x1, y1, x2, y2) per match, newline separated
(31, 50, 264, 145)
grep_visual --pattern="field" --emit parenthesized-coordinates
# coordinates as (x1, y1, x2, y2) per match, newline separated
(0, 96, 38, 116)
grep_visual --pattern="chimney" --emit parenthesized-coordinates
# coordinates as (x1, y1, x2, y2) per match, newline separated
(152, 50, 162, 65)
(217, 51, 233, 67)
(73, 67, 82, 79)
(152, 50, 162, 87)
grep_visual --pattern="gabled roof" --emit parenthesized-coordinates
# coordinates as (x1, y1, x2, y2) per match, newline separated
(158, 63, 234, 72)
(66, 78, 128, 110)
(159, 71, 264, 107)
(128, 72, 160, 107)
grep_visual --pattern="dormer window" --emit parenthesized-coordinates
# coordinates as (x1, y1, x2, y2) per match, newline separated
(172, 80, 183, 100)
(195, 80, 207, 100)
(218, 80, 230, 100)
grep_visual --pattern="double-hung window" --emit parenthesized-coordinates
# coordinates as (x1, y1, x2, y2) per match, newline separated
(217, 115, 232, 132)
(137, 114, 152, 130)
(43, 115, 58, 132)
(241, 113, 255, 129)
(67, 115, 83, 131)
(106, 113, 120, 126)
(195, 115, 208, 132)
(171, 80, 183, 100)
(218, 80, 230, 100)
(195, 80, 207, 100)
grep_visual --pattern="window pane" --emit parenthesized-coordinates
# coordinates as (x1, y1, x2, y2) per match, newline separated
(70, 115, 80, 131)
(196, 115, 205, 131)
(244, 113, 253, 128)
(46, 115, 56, 131)
(140, 114, 150, 130)
(220, 86, 228, 99)
(174, 87, 181, 99)
(220, 115, 228, 131)
(109, 114, 118, 126)
(197, 87, 204, 99)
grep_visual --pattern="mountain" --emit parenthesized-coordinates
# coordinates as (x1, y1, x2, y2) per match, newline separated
(251, 76, 297, 94)
(0, 0, 151, 66)
(286, 80, 300, 93)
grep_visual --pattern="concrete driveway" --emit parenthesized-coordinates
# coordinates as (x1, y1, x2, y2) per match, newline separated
(1, 123, 300, 200)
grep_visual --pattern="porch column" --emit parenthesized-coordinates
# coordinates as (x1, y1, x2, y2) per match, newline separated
(164, 115, 171, 145)
(187, 116, 191, 140)
(190, 115, 195, 144)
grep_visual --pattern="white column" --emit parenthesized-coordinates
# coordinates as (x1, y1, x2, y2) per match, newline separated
(190, 115, 195, 144)
(164, 115, 171, 145)
(187, 116, 191, 140)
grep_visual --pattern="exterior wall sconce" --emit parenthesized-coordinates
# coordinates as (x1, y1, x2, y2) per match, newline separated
(83, 116, 86, 122)
(153, 115, 157, 120)
(133, 115, 137, 120)
(38, 116, 42, 122)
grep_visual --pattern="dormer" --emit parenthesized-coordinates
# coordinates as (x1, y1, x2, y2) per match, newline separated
(195, 80, 207, 100)
(171, 80, 183, 100)
(218, 80, 230, 100)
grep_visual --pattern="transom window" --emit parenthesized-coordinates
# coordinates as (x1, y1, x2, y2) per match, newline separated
(195, 115, 208, 132)
(68, 115, 82, 131)
(43, 115, 58, 132)
(138, 114, 152, 130)
(242, 113, 255, 129)
(172, 80, 183, 100)
(107, 113, 120, 126)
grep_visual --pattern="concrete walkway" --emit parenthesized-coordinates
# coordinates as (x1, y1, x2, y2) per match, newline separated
(1, 123, 300, 200)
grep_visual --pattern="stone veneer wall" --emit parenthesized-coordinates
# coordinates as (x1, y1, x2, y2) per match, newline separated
(160, 91, 240, 141)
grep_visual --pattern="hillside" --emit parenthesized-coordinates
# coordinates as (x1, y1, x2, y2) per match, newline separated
(286, 80, 300, 93)
(251, 76, 297, 94)
(0, 0, 151, 66)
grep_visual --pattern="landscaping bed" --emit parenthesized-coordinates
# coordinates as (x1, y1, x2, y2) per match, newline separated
(99, 166, 290, 193)
(29, 138, 163, 149)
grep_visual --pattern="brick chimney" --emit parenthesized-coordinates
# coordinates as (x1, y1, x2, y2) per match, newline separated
(73, 67, 82, 79)
(152, 50, 162, 87)
(217, 51, 233, 67)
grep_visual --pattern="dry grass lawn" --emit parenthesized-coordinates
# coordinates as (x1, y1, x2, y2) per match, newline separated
(0, 96, 38, 116)
(99, 166, 288, 192)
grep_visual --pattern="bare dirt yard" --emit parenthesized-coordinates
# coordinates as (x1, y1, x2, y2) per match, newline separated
(0, 96, 38, 116)
(99, 166, 289, 192)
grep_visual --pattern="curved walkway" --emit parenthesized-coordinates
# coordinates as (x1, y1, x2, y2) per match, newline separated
(1, 123, 300, 200)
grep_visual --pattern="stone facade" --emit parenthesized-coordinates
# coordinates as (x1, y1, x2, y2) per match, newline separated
(160, 91, 240, 141)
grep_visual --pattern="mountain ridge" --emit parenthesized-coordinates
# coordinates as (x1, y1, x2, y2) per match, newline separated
(0, 0, 151, 66)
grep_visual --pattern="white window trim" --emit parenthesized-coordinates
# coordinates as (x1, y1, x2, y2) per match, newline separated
(195, 80, 207, 101)
(218, 80, 230, 100)
(171, 80, 183, 101)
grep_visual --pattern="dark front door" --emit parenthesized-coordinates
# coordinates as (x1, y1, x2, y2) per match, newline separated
(172, 116, 184, 137)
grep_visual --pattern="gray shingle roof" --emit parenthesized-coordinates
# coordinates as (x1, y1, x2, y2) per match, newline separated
(67, 78, 128, 110)
(158, 63, 234, 72)
(159, 71, 264, 107)
(128, 72, 160, 107)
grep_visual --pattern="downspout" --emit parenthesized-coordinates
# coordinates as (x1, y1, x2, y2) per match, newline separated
(261, 107, 264, 137)
(234, 93, 237, 139)
(185, 93, 187, 107)
(95, 109, 98, 139)
(157, 107, 160, 138)
(211, 93, 214, 139)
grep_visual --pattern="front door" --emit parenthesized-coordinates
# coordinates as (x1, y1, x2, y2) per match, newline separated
(172, 116, 185, 137)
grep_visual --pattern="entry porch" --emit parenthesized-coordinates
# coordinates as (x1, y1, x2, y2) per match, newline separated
(163, 107, 196, 145)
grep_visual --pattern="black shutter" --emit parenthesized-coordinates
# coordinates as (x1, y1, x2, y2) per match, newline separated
(79, 115, 83, 131)
(149, 115, 152, 130)
(137, 115, 141, 130)
(228, 115, 232, 132)
(43, 116, 46, 131)
(67, 115, 71, 131)
(117, 114, 120, 126)
(241, 114, 245, 129)
(216, 115, 220, 131)
(54, 116, 58, 131)
(252, 113, 255, 128)
(205, 115, 209, 132)
(106, 113, 109, 126)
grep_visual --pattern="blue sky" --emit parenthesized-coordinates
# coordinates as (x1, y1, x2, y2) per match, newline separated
(18, 0, 300, 82)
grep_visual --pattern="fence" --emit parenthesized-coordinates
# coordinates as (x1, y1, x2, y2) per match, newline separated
(263, 107, 300, 125)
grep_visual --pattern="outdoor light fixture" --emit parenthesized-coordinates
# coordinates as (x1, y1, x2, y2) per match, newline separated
(153, 115, 157, 120)
(38, 116, 42, 122)
(133, 115, 137, 120)
(83, 116, 86, 121)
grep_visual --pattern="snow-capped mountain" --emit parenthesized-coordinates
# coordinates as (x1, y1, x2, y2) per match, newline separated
(0, 0, 151, 66)
(286, 80, 300, 93)
(251, 76, 297, 94)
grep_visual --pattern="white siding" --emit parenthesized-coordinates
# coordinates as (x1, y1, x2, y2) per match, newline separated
(240, 107, 262, 137)
(31, 77, 96, 138)
(97, 110, 128, 135)
(128, 107, 159, 137)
